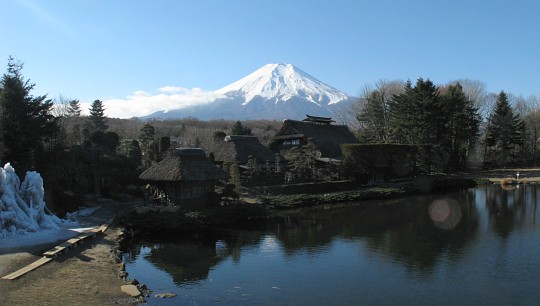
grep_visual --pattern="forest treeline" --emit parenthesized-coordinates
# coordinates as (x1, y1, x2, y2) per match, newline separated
(336, 78, 539, 173)
(1, 57, 540, 211)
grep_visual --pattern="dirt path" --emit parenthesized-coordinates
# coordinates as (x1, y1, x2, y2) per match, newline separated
(0, 198, 142, 306)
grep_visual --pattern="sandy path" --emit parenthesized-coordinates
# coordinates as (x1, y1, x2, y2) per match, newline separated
(0, 198, 142, 306)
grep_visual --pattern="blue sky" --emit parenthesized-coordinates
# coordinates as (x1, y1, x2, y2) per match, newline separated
(1, 0, 539, 118)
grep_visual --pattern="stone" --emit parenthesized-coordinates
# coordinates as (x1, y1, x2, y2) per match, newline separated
(117, 262, 126, 271)
(121, 285, 141, 297)
(127, 279, 139, 285)
(155, 292, 177, 298)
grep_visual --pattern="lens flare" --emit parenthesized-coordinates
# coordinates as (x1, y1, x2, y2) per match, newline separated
(428, 199, 462, 230)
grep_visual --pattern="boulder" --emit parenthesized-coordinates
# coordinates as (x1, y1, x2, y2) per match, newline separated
(121, 284, 141, 297)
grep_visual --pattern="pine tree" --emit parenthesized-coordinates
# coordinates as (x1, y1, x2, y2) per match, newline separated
(357, 90, 390, 143)
(138, 124, 155, 147)
(117, 139, 142, 165)
(388, 79, 443, 145)
(387, 78, 482, 172)
(485, 91, 526, 166)
(231, 120, 252, 135)
(0, 57, 57, 173)
(66, 99, 83, 145)
(67, 99, 82, 117)
(388, 79, 443, 171)
(89, 99, 108, 131)
(440, 83, 481, 171)
(139, 124, 155, 167)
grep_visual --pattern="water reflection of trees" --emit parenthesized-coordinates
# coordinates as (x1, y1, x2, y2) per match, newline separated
(484, 184, 538, 238)
(362, 191, 479, 275)
(125, 186, 540, 286)
(263, 193, 479, 274)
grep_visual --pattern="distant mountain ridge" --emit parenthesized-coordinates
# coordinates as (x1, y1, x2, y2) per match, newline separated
(143, 63, 354, 121)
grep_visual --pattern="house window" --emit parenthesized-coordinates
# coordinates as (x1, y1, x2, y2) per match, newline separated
(282, 139, 301, 148)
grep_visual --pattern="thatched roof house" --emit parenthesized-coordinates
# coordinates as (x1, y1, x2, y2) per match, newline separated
(271, 115, 359, 159)
(212, 135, 278, 164)
(139, 148, 228, 205)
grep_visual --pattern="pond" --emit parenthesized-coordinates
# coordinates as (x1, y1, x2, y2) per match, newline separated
(123, 185, 540, 305)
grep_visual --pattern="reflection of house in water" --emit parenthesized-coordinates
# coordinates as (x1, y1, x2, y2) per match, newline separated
(271, 115, 359, 160)
(139, 148, 228, 206)
(212, 135, 279, 165)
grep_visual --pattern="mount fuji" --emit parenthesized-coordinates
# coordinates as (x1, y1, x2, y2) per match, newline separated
(143, 63, 354, 121)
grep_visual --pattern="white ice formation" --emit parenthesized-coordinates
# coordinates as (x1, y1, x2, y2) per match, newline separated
(0, 163, 61, 238)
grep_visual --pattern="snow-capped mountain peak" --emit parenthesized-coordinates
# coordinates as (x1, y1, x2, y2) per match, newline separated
(142, 63, 354, 121)
(215, 63, 350, 106)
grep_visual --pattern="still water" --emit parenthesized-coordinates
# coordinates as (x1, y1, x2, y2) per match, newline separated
(123, 185, 540, 305)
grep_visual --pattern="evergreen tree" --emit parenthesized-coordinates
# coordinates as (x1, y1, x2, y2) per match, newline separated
(440, 83, 481, 171)
(287, 139, 318, 181)
(67, 99, 82, 117)
(66, 99, 83, 146)
(388, 79, 444, 171)
(117, 139, 142, 165)
(0, 57, 57, 173)
(89, 99, 108, 131)
(90, 130, 119, 152)
(138, 124, 155, 148)
(387, 79, 481, 172)
(485, 91, 526, 166)
(231, 120, 252, 135)
(138, 124, 155, 167)
(213, 130, 227, 142)
(357, 90, 390, 143)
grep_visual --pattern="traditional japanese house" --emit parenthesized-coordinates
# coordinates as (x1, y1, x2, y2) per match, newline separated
(139, 148, 228, 206)
(271, 114, 359, 160)
(211, 135, 279, 166)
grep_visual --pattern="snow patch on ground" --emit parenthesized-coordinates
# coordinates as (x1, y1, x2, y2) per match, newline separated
(0, 222, 80, 249)
(66, 206, 101, 220)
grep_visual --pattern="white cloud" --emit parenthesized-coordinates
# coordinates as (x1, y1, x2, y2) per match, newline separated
(82, 87, 225, 119)
(158, 86, 183, 93)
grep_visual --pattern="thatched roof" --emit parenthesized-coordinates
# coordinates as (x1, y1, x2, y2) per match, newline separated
(302, 114, 335, 124)
(139, 148, 228, 182)
(273, 118, 359, 158)
(212, 135, 278, 164)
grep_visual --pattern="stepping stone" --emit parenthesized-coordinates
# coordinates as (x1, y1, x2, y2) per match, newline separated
(121, 284, 141, 297)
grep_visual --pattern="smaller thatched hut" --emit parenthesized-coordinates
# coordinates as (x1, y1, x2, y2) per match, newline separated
(139, 148, 228, 206)
(212, 135, 279, 165)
